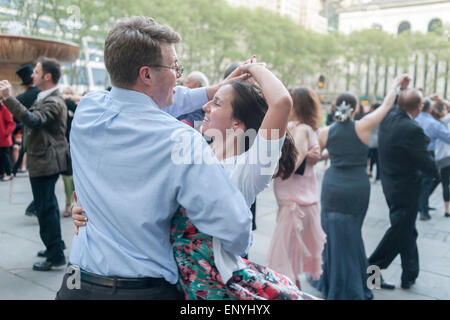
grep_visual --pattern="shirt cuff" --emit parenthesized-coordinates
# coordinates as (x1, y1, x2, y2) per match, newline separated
(190, 87, 209, 107)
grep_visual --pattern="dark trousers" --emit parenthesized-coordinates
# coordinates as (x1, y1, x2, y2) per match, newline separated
(418, 173, 435, 214)
(368, 201, 419, 282)
(429, 166, 450, 203)
(56, 273, 184, 300)
(368, 148, 380, 180)
(438, 166, 450, 202)
(29, 173, 65, 262)
(0, 146, 12, 176)
(251, 200, 257, 231)
(418, 152, 438, 213)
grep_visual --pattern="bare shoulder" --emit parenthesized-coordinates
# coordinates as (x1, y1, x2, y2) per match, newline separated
(318, 125, 330, 148)
(318, 125, 331, 136)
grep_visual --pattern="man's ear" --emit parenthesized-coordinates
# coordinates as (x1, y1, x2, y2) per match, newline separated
(138, 66, 152, 86)
(44, 73, 52, 82)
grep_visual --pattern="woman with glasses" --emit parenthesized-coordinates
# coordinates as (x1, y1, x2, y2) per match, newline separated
(72, 59, 318, 300)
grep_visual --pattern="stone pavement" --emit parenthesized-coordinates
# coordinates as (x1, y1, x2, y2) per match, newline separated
(1, 163, 450, 300)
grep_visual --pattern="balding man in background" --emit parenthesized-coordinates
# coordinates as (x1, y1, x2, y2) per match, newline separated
(368, 87, 439, 290)
(183, 71, 209, 89)
(178, 71, 209, 129)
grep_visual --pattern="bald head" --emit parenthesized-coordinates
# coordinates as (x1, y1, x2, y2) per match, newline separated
(183, 71, 209, 89)
(398, 89, 423, 117)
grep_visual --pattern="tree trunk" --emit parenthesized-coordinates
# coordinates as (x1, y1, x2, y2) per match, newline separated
(444, 60, 449, 100)
(413, 54, 418, 88)
(434, 59, 439, 94)
(424, 53, 429, 94)
(394, 61, 398, 81)
(357, 63, 362, 95)
(346, 62, 351, 92)
(365, 56, 370, 97)
(374, 59, 380, 99)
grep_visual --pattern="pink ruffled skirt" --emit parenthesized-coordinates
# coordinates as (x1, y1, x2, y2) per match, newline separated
(267, 201, 326, 282)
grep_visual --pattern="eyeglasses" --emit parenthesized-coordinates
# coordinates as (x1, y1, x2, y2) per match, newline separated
(148, 64, 184, 77)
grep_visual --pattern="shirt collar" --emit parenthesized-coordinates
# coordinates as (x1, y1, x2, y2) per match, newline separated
(36, 86, 58, 102)
(398, 108, 414, 119)
(422, 112, 433, 119)
(109, 86, 159, 111)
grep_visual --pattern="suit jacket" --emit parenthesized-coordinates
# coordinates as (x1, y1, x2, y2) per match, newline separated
(4, 89, 69, 178)
(16, 86, 40, 109)
(13, 86, 40, 136)
(378, 108, 439, 206)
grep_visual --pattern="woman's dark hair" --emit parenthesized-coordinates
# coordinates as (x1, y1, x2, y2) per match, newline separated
(422, 98, 432, 113)
(230, 81, 298, 180)
(336, 92, 357, 110)
(431, 102, 445, 120)
(334, 92, 358, 121)
(290, 87, 322, 131)
(223, 62, 240, 79)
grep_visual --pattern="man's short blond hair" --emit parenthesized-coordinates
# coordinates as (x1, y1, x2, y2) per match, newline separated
(104, 16, 181, 87)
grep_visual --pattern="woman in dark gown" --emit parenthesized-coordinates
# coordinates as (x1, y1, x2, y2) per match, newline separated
(310, 75, 408, 299)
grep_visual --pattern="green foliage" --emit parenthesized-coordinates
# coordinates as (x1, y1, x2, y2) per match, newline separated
(1, 0, 450, 93)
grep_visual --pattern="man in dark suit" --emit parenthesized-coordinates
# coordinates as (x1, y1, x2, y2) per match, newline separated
(14, 65, 41, 216)
(13, 65, 40, 175)
(0, 57, 70, 271)
(16, 64, 41, 109)
(368, 88, 439, 289)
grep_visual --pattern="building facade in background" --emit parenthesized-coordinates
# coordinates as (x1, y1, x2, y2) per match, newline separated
(337, 0, 450, 100)
(226, 0, 328, 33)
(338, 0, 450, 35)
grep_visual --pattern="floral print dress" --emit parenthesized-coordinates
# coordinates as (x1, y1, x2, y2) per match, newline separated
(170, 207, 317, 300)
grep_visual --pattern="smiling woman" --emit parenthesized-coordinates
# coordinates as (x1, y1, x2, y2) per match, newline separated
(168, 62, 315, 300)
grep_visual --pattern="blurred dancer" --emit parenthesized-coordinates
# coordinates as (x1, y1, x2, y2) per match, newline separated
(268, 87, 326, 289)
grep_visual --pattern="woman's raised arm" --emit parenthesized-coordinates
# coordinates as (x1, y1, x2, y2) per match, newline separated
(240, 63, 292, 140)
(355, 74, 411, 145)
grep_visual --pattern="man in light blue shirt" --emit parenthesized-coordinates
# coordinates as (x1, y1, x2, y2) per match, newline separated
(415, 98, 450, 220)
(56, 16, 252, 300)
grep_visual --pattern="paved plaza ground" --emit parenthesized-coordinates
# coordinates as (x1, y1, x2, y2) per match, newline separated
(1, 162, 450, 300)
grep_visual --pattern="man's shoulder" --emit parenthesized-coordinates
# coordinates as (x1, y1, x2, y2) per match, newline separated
(380, 109, 417, 138)
(42, 90, 66, 108)
(380, 108, 399, 127)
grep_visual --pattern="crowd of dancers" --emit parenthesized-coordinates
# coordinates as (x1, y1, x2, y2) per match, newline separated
(1, 15, 449, 300)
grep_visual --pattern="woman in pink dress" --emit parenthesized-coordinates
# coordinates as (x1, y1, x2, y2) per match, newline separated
(267, 87, 326, 289)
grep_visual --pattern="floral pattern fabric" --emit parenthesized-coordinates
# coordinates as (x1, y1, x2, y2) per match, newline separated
(170, 207, 318, 300)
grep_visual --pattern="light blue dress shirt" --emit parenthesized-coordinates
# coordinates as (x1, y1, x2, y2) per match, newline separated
(69, 86, 253, 283)
(415, 112, 450, 152)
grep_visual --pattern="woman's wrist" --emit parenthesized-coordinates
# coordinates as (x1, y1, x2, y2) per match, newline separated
(246, 63, 266, 73)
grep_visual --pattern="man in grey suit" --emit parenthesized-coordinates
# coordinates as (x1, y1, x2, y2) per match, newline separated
(0, 57, 70, 271)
